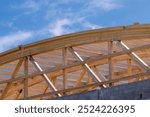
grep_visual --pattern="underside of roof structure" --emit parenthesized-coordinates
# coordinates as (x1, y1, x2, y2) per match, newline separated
(0, 23, 150, 100)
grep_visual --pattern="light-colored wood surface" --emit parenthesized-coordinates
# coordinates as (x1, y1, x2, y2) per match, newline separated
(0, 24, 150, 99)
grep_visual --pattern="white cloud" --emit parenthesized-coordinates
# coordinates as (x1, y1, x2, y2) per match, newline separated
(48, 19, 72, 36)
(0, 31, 33, 52)
(42, 0, 121, 35)
(87, 0, 121, 11)
(34, 17, 102, 38)
(83, 22, 102, 29)
(5, 0, 122, 49)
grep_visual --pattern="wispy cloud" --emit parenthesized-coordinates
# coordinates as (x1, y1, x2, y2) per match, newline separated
(23, 0, 39, 10)
(86, 0, 121, 11)
(11, 0, 40, 14)
(1, 0, 122, 52)
(27, 18, 74, 39)
(48, 19, 72, 36)
(0, 31, 33, 52)
(83, 22, 102, 29)
(35, 17, 102, 37)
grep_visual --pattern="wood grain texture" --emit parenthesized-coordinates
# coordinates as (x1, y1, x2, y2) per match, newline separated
(0, 24, 150, 99)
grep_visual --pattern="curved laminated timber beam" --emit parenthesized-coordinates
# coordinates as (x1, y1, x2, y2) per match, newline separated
(0, 23, 150, 100)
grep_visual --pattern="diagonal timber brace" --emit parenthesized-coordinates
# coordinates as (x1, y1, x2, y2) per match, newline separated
(29, 56, 61, 97)
(115, 41, 150, 72)
(68, 47, 106, 88)
(0, 58, 24, 99)
(21, 71, 150, 100)
(0, 44, 150, 85)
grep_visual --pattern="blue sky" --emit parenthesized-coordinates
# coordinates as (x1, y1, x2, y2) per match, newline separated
(0, 0, 149, 52)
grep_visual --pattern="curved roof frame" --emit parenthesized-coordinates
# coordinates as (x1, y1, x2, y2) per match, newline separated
(0, 24, 150, 100)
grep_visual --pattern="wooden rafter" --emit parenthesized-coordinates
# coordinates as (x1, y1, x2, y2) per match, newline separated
(1, 24, 150, 65)
(0, 24, 150, 100)
(0, 43, 150, 85)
